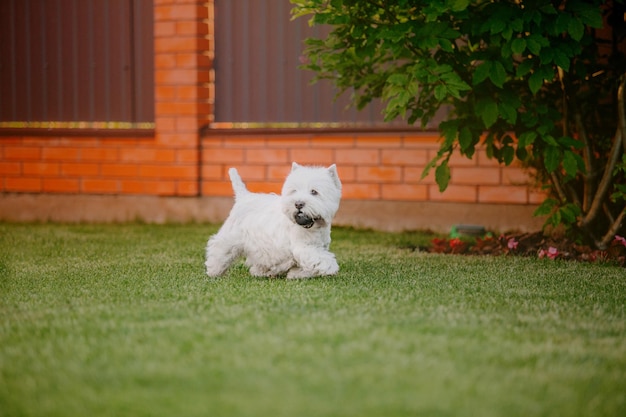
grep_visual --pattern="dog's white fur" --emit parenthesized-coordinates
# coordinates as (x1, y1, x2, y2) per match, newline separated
(205, 162, 342, 279)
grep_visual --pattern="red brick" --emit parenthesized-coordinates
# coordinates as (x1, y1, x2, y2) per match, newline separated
(177, 149, 199, 163)
(429, 184, 477, 203)
(290, 148, 334, 165)
(336, 166, 356, 182)
(82, 179, 119, 194)
(43, 178, 80, 193)
(61, 163, 100, 177)
(502, 167, 532, 186)
(121, 180, 176, 196)
(311, 136, 354, 148)
(246, 148, 289, 164)
(342, 183, 380, 199)
(202, 180, 235, 197)
(155, 37, 199, 54)
(357, 166, 402, 182)
(355, 135, 402, 148)
(139, 164, 197, 179)
(202, 164, 223, 180)
(175, 117, 200, 132)
(529, 188, 549, 204)
(119, 148, 176, 163)
(42, 147, 81, 161)
(246, 182, 282, 194)
(267, 164, 292, 181)
(156, 102, 198, 117)
(174, 53, 199, 68)
(223, 137, 266, 148)
(381, 184, 428, 201)
(405, 166, 435, 184)
(155, 85, 177, 100)
(267, 137, 311, 148)
(335, 148, 379, 164)
(381, 149, 428, 166)
(5, 177, 41, 192)
(4, 146, 42, 160)
(203, 148, 244, 164)
(154, 21, 176, 37)
(478, 185, 529, 204)
(156, 132, 198, 146)
(179, 85, 211, 100)
(235, 165, 267, 181)
(451, 167, 501, 185)
(80, 148, 119, 162)
(402, 133, 441, 147)
(0, 162, 21, 175)
(155, 4, 207, 21)
(176, 181, 199, 196)
(176, 21, 207, 36)
(23, 162, 60, 176)
(155, 69, 198, 85)
(101, 164, 141, 177)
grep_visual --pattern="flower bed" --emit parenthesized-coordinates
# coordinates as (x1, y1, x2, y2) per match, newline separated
(427, 232, 626, 267)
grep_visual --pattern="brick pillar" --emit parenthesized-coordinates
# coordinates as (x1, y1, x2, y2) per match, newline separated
(154, 0, 211, 196)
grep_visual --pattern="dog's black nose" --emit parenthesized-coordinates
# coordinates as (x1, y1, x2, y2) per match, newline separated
(295, 201, 305, 210)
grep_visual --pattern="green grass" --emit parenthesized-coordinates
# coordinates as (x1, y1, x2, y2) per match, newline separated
(1, 223, 625, 417)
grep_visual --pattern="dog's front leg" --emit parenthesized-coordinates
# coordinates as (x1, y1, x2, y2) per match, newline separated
(288, 246, 339, 279)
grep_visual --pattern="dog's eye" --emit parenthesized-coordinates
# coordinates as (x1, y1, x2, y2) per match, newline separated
(310, 189, 318, 196)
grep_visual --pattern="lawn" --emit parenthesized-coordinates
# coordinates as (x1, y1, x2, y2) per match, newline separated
(1, 223, 625, 417)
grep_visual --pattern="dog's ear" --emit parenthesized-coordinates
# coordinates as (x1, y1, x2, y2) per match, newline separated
(327, 164, 342, 189)
(291, 162, 302, 171)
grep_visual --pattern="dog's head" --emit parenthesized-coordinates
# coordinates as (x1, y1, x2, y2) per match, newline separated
(281, 162, 342, 229)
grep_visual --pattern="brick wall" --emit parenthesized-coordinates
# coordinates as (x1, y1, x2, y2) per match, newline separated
(0, 0, 209, 197)
(0, 0, 541, 212)
(201, 133, 543, 205)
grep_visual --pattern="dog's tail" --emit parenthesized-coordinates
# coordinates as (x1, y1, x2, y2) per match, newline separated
(229, 168, 249, 198)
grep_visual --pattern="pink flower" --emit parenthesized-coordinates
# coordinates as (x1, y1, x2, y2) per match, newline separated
(507, 238, 519, 250)
(614, 235, 626, 247)
(547, 247, 559, 259)
(538, 247, 559, 260)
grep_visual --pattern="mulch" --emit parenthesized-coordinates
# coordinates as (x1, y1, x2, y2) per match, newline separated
(424, 231, 626, 267)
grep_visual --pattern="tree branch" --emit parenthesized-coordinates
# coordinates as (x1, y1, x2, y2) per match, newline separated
(574, 111, 596, 213)
(550, 171, 569, 203)
(579, 76, 626, 228)
(596, 206, 626, 249)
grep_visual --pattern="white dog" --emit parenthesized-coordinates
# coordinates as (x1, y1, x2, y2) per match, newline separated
(205, 162, 342, 279)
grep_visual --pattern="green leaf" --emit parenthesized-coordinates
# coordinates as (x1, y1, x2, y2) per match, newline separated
(450, 0, 470, 12)
(435, 160, 451, 192)
(476, 99, 499, 128)
(458, 127, 473, 152)
(502, 144, 515, 165)
(387, 73, 408, 86)
(472, 62, 491, 85)
(553, 50, 570, 71)
(511, 38, 526, 55)
(434, 84, 448, 101)
(518, 131, 537, 147)
(516, 59, 534, 77)
(528, 72, 544, 94)
(533, 198, 558, 216)
(557, 136, 584, 150)
(488, 61, 507, 88)
(544, 146, 561, 173)
(440, 119, 459, 147)
(559, 203, 581, 224)
(562, 150, 578, 178)
(499, 102, 518, 124)
(568, 17, 585, 41)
